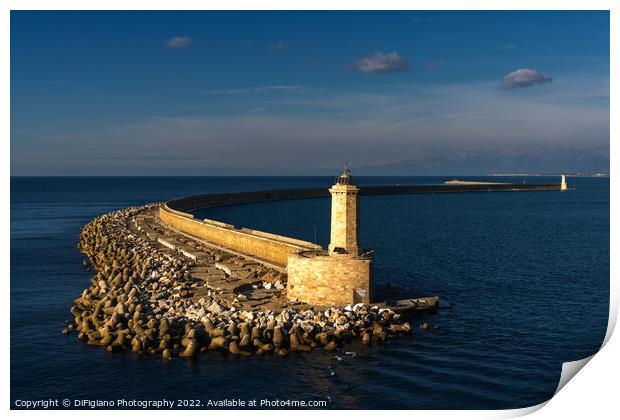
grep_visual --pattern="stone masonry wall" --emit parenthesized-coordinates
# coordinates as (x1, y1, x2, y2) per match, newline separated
(159, 204, 322, 268)
(287, 253, 372, 306)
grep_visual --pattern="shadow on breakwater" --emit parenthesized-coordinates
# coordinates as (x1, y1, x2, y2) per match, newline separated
(166, 183, 563, 213)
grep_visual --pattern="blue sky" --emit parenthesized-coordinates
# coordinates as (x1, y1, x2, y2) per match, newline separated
(10, 11, 609, 175)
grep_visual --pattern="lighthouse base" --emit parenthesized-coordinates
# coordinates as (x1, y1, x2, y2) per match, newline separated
(286, 251, 372, 306)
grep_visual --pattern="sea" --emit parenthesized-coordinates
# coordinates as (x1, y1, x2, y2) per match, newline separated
(10, 176, 609, 409)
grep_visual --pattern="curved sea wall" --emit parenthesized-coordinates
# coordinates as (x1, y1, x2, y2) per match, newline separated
(159, 203, 322, 268)
(165, 183, 562, 214)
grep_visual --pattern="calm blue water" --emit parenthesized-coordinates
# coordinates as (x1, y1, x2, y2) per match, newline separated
(10, 176, 609, 409)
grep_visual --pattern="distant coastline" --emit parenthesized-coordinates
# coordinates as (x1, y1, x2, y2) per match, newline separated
(488, 172, 609, 177)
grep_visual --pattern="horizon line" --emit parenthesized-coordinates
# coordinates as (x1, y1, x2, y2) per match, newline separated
(9, 173, 608, 178)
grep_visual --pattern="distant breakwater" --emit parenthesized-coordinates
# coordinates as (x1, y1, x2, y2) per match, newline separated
(166, 183, 562, 214)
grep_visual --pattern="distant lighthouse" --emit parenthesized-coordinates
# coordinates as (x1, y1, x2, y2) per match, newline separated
(560, 174, 568, 191)
(328, 163, 360, 256)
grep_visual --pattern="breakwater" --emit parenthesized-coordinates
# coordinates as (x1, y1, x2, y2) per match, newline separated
(67, 204, 415, 359)
(165, 183, 562, 213)
(66, 181, 561, 359)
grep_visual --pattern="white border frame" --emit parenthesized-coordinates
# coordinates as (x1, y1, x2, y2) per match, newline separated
(2, 2, 616, 419)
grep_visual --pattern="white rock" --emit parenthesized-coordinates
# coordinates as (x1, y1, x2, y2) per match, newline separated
(207, 302, 223, 314)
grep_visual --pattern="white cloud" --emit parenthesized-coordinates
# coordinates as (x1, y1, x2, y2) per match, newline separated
(353, 52, 412, 75)
(502, 68, 552, 89)
(164, 36, 192, 49)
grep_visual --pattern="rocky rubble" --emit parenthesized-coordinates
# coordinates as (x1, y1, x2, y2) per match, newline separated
(64, 204, 414, 359)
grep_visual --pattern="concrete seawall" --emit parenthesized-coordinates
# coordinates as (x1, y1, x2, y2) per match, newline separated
(159, 203, 322, 268)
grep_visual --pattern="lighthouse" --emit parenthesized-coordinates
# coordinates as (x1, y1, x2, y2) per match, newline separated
(328, 164, 360, 257)
(286, 164, 373, 305)
(561, 174, 568, 191)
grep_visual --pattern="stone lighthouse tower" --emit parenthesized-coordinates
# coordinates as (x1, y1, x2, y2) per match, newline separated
(286, 164, 373, 305)
(328, 164, 360, 257)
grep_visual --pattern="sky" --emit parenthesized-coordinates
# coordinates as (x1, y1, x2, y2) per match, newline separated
(10, 11, 610, 176)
